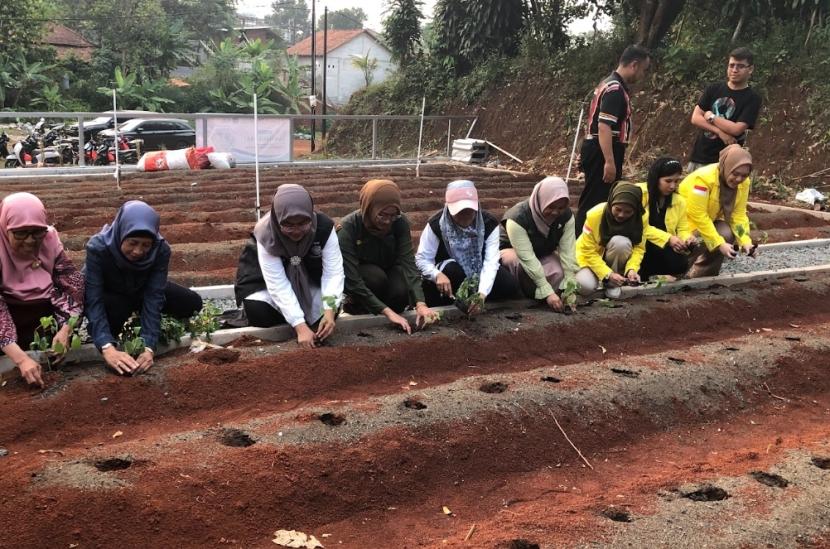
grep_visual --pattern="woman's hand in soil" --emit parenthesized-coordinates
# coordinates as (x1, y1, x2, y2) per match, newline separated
(606, 273, 626, 287)
(626, 270, 641, 284)
(467, 293, 487, 316)
(545, 292, 564, 312)
(102, 346, 139, 375)
(719, 242, 738, 259)
(383, 308, 412, 335)
(50, 324, 71, 364)
(742, 244, 758, 258)
(316, 309, 336, 342)
(16, 355, 44, 387)
(295, 323, 317, 349)
(415, 303, 440, 329)
(435, 272, 453, 298)
(135, 350, 154, 373)
(668, 235, 687, 253)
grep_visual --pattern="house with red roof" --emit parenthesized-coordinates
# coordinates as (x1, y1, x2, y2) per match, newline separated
(42, 23, 95, 61)
(286, 29, 396, 106)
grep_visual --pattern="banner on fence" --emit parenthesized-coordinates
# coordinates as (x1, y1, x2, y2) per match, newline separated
(196, 117, 291, 163)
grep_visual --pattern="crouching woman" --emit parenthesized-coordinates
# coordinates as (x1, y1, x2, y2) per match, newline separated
(1, 193, 84, 386)
(85, 201, 203, 375)
(235, 184, 343, 349)
(575, 183, 647, 297)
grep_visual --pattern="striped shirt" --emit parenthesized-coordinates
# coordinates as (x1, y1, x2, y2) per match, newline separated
(586, 71, 632, 144)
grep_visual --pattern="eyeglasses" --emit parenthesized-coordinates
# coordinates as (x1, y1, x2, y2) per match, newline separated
(728, 63, 750, 70)
(375, 211, 402, 223)
(11, 228, 47, 241)
(279, 219, 313, 231)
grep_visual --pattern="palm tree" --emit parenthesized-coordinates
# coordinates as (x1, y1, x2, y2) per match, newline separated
(9, 55, 54, 109)
(350, 51, 379, 87)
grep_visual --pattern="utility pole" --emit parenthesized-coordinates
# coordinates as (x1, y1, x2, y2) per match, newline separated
(322, 7, 328, 147)
(310, 0, 316, 153)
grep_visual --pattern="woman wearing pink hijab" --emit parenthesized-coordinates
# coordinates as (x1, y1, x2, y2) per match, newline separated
(499, 176, 578, 312)
(0, 193, 84, 387)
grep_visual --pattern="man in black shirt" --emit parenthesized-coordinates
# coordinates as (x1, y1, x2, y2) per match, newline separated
(575, 45, 651, 235)
(688, 47, 762, 171)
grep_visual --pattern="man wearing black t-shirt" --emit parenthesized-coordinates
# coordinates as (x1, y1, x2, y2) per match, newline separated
(575, 45, 651, 235)
(688, 47, 762, 171)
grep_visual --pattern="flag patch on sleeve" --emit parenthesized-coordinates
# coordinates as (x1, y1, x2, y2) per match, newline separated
(692, 185, 709, 196)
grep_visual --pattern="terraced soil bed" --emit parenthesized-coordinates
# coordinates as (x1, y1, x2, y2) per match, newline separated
(1, 276, 829, 548)
(0, 164, 825, 286)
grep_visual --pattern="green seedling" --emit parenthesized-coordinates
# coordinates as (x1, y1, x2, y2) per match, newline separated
(117, 315, 146, 358)
(322, 295, 339, 311)
(454, 275, 484, 316)
(561, 277, 579, 313)
(30, 315, 83, 367)
(187, 303, 222, 342)
(160, 315, 186, 345)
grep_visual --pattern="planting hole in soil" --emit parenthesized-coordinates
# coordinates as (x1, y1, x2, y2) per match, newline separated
(479, 381, 508, 394)
(601, 507, 633, 522)
(610, 368, 640, 378)
(811, 456, 830, 470)
(198, 348, 241, 365)
(403, 398, 427, 410)
(319, 413, 345, 426)
(219, 428, 256, 447)
(750, 471, 789, 488)
(509, 540, 540, 549)
(683, 485, 730, 502)
(541, 376, 562, 383)
(94, 457, 133, 472)
(505, 313, 523, 321)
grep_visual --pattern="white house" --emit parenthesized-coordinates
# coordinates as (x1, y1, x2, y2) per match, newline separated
(286, 29, 396, 106)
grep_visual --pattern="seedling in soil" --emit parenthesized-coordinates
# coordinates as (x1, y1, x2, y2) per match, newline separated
(810, 456, 830, 470)
(119, 326, 146, 358)
(160, 315, 186, 345)
(479, 381, 508, 394)
(187, 303, 222, 342)
(601, 507, 633, 522)
(319, 413, 345, 426)
(322, 295, 339, 311)
(683, 485, 729, 502)
(219, 428, 256, 447)
(561, 278, 579, 313)
(29, 315, 83, 367)
(454, 275, 484, 316)
(750, 471, 789, 488)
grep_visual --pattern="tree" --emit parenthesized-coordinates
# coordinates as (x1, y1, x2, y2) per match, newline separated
(634, 0, 687, 48)
(159, 0, 236, 43)
(525, 0, 593, 53)
(0, 0, 51, 55)
(266, 0, 311, 45)
(383, 0, 424, 65)
(351, 52, 379, 87)
(9, 55, 54, 109)
(320, 7, 368, 30)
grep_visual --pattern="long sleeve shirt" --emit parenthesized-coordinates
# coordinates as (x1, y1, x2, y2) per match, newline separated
(0, 251, 85, 348)
(505, 216, 578, 299)
(415, 223, 501, 297)
(84, 235, 171, 350)
(246, 227, 344, 327)
(576, 203, 646, 280)
(337, 211, 425, 314)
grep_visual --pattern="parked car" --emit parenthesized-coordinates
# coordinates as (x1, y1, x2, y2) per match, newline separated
(99, 118, 196, 151)
(67, 110, 156, 138)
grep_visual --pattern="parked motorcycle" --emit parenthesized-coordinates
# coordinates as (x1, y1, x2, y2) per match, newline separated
(4, 119, 74, 168)
(0, 133, 10, 160)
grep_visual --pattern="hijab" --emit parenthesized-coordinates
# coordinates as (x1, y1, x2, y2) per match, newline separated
(600, 182, 645, 247)
(359, 179, 402, 236)
(100, 200, 163, 271)
(718, 144, 752, 222)
(646, 156, 683, 224)
(529, 176, 570, 237)
(0, 192, 64, 302)
(439, 180, 485, 278)
(253, 184, 317, 324)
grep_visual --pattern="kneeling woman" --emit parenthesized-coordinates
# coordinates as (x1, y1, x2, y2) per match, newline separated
(415, 180, 518, 313)
(235, 184, 343, 349)
(338, 179, 438, 334)
(678, 144, 755, 278)
(638, 157, 696, 280)
(575, 183, 646, 296)
(1, 193, 84, 387)
(85, 201, 203, 374)
(499, 176, 577, 312)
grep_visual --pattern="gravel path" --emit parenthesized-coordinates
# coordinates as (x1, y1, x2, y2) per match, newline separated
(720, 241, 830, 275)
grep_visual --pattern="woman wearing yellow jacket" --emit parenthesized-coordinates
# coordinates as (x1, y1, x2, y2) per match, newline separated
(678, 144, 756, 278)
(575, 182, 647, 297)
(637, 157, 697, 280)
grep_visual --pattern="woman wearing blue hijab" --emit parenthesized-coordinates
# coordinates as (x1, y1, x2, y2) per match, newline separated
(84, 201, 203, 374)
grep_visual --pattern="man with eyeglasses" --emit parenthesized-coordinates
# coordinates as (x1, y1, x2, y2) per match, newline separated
(687, 47, 762, 172)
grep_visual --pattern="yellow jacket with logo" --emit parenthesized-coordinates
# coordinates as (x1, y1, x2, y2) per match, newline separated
(677, 164, 752, 251)
(635, 182, 692, 248)
(576, 202, 646, 281)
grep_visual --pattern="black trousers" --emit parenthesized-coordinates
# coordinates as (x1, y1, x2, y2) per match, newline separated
(639, 241, 689, 280)
(575, 138, 626, 235)
(103, 282, 203, 336)
(6, 299, 55, 349)
(344, 264, 410, 314)
(421, 261, 519, 307)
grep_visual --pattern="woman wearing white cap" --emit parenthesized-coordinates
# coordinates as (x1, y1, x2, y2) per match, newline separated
(499, 176, 578, 312)
(416, 180, 518, 314)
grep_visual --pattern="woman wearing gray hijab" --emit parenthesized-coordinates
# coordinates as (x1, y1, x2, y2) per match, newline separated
(234, 184, 344, 348)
